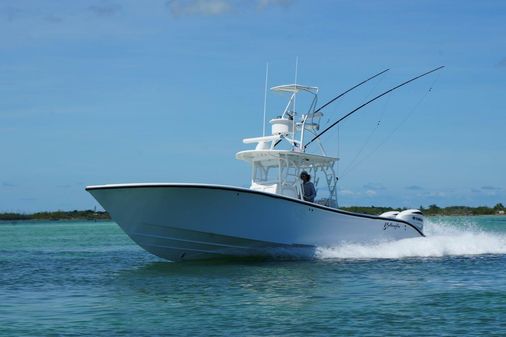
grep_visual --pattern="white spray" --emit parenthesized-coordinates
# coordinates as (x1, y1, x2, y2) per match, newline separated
(316, 218, 506, 259)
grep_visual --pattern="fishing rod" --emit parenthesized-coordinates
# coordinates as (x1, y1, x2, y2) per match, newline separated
(313, 68, 390, 115)
(273, 68, 390, 148)
(304, 65, 445, 149)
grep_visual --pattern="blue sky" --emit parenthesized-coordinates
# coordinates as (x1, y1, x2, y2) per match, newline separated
(1, 0, 505, 212)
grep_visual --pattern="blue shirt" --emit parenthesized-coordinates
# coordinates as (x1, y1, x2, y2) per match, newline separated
(302, 181, 316, 202)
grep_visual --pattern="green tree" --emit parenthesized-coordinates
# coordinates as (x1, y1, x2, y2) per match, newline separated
(494, 203, 504, 211)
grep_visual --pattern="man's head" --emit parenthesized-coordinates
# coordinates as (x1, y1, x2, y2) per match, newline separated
(300, 171, 310, 182)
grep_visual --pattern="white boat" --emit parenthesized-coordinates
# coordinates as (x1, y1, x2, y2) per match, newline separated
(87, 79, 429, 262)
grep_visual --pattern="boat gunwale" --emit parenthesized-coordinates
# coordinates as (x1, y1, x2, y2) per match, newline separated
(85, 183, 425, 237)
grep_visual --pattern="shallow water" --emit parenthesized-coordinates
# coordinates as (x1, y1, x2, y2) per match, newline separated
(1, 217, 506, 336)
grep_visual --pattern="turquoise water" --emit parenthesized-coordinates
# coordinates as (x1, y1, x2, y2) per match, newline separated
(1, 217, 506, 336)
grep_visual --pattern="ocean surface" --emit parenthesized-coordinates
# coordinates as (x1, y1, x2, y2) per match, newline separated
(1, 216, 506, 336)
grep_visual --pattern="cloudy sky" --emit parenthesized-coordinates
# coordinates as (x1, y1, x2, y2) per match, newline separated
(1, 0, 506, 211)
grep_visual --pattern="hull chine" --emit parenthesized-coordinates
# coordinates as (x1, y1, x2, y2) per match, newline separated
(125, 222, 316, 262)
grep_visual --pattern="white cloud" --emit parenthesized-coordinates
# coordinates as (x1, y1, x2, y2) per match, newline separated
(167, 0, 232, 17)
(363, 182, 385, 191)
(0, 6, 62, 24)
(257, 0, 294, 10)
(88, 3, 122, 17)
(1, 7, 25, 22)
(365, 190, 377, 197)
(339, 189, 356, 196)
(481, 185, 501, 191)
(428, 191, 447, 198)
(166, 0, 294, 17)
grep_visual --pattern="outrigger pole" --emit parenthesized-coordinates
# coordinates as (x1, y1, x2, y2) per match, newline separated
(313, 68, 390, 114)
(304, 65, 445, 149)
(273, 68, 390, 148)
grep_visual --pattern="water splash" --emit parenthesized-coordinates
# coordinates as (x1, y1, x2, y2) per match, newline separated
(316, 218, 506, 259)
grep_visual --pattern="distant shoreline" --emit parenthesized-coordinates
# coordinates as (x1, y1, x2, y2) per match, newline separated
(1, 204, 505, 221)
(0, 210, 110, 221)
(340, 205, 505, 217)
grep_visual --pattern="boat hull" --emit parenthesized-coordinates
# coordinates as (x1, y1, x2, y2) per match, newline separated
(86, 184, 424, 261)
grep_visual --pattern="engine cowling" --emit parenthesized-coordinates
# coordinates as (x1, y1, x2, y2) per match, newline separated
(379, 211, 400, 219)
(379, 209, 424, 232)
(396, 209, 424, 231)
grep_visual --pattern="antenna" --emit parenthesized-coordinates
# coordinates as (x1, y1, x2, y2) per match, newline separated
(292, 57, 299, 146)
(294, 57, 299, 84)
(293, 56, 299, 115)
(263, 62, 269, 137)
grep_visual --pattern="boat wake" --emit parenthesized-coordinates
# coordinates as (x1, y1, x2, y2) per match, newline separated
(316, 218, 506, 259)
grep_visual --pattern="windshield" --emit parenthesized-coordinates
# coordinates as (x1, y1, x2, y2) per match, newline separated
(252, 161, 279, 184)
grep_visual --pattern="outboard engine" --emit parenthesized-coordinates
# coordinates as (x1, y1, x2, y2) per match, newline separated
(379, 211, 400, 219)
(396, 209, 424, 232)
(379, 209, 424, 232)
